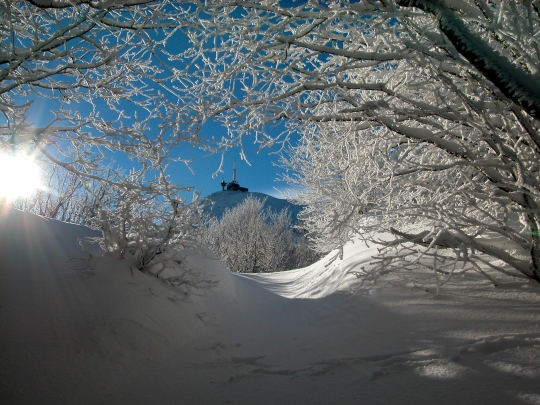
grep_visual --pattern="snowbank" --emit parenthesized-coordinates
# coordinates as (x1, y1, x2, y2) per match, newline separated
(2, 205, 540, 405)
(244, 238, 378, 298)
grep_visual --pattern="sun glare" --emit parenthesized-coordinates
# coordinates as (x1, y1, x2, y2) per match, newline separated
(0, 152, 43, 201)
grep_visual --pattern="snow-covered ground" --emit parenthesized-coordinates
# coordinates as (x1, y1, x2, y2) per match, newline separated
(1, 204, 540, 405)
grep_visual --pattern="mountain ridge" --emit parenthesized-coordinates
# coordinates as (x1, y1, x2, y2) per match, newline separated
(202, 190, 303, 222)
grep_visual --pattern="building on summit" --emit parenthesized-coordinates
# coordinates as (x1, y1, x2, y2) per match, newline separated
(221, 160, 248, 192)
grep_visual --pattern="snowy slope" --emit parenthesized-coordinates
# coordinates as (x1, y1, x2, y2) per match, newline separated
(2, 205, 540, 405)
(202, 190, 303, 221)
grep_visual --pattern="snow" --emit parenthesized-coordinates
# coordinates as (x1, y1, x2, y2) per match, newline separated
(203, 191, 303, 222)
(1, 204, 540, 405)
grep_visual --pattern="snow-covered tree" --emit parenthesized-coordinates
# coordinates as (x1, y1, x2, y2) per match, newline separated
(197, 196, 319, 273)
(4, 0, 540, 284)
(92, 186, 201, 272)
(176, 1, 540, 283)
(1, 0, 188, 166)
(0, 0, 201, 264)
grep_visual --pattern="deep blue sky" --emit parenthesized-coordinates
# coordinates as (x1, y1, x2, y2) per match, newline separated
(173, 147, 290, 199)
(19, 1, 320, 201)
(169, 119, 293, 199)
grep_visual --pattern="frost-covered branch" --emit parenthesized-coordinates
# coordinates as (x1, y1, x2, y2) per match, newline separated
(175, 0, 540, 284)
(397, 0, 540, 120)
(1, 1, 202, 273)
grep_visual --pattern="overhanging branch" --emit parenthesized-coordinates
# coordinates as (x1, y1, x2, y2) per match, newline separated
(397, 0, 540, 121)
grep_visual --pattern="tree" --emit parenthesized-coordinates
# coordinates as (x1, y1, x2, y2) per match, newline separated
(0, 0, 202, 266)
(176, 1, 540, 284)
(197, 195, 319, 273)
(93, 186, 201, 271)
(4, 0, 540, 285)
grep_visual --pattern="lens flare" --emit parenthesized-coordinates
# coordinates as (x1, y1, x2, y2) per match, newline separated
(0, 152, 43, 201)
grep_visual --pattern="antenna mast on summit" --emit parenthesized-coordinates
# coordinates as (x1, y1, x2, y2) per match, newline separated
(220, 157, 248, 192)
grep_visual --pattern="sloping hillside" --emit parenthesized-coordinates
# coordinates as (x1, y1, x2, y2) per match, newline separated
(203, 190, 303, 221)
(1, 205, 540, 405)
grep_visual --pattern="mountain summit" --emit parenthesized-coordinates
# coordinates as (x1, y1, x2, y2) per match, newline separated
(203, 190, 303, 222)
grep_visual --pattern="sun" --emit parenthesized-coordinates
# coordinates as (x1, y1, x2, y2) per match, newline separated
(0, 152, 43, 201)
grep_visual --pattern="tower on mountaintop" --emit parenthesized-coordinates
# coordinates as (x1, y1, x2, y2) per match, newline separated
(221, 159, 248, 192)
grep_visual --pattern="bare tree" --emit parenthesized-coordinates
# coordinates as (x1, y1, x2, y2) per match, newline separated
(175, 1, 540, 283)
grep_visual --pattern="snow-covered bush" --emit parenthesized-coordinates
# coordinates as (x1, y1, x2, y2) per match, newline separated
(92, 185, 202, 273)
(197, 196, 319, 273)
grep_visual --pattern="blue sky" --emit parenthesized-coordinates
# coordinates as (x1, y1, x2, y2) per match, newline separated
(24, 88, 292, 200)
(166, 4, 298, 199)
(9, 1, 324, 201)
(170, 128, 292, 199)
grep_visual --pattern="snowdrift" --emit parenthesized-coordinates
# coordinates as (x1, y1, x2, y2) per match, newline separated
(245, 238, 378, 299)
(2, 205, 540, 405)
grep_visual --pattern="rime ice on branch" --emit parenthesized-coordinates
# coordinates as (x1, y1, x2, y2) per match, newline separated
(176, 0, 540, 284)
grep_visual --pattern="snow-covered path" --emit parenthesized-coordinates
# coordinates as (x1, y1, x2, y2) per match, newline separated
(1, 205, 540, 405)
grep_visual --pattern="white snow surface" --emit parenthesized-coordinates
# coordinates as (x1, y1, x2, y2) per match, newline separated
(1, 205, 540, 405)
(203, 190, 303, 221)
